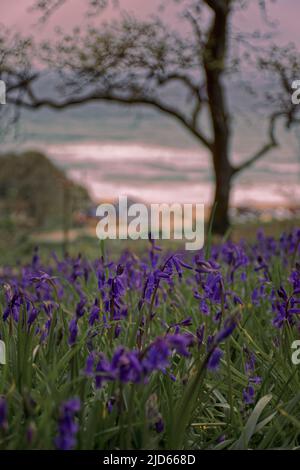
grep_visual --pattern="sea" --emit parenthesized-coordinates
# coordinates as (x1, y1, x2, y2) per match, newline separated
(2, 92, 300, 215)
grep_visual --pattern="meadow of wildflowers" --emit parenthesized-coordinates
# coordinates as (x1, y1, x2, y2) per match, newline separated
(0, 229, 300, 450)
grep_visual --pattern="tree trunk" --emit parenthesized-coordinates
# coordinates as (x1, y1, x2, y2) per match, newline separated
(210, 151, 232, 235)
(204, 1, 233, 235)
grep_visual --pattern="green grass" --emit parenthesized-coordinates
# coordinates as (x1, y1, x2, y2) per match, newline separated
(0, 223, 299, 449)
(2, 217, 298, 264)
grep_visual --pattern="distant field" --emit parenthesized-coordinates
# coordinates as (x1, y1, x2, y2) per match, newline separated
(1, 217, 299, 265)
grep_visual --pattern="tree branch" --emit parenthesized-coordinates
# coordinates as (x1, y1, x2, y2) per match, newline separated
(203, 0, 230, 13)
(8, 87, 213, 150)
(156, 72, 202, 98)
(233, 111, 283, 174)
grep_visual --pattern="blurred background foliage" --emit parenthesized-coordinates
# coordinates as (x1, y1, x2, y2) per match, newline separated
(0, 151, 91, 262)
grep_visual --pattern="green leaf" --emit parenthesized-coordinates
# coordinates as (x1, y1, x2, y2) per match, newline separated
(232, 394, 273, 450)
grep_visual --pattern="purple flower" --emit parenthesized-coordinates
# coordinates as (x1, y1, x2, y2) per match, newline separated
(89, 299, 100, 326)
(243, 348, 261, 404)
(244, 349, 256, 375)
(63, 398, 81, 414)
(170, 316, 193, 329)
(26, 422, 36, 444)
(112, 348, 143, 384)
(0, 397, 8, 430)
(243, 385, 255, 405)
(207, 348, 223, 371)
(215, 317, 237, 344)
(40, 318, 51, 343)
(195, 260, 220, 274)
(196, 324, 205, 347)
(143, 338, 170, 374)
(114, 323, 121, 338)
(200, 299, 210, 316)
(172, 256, 192, 279)
(166, 333, 194, 357)
(84, 352, 95, 376)
(76, 298, 86, 319)
(68, 318, 78, 346)
(54, 398, 80, 450)
(28, 307, 39, 327)
(97, 270, 106, 290)
(31, 246, 40, 269)
(249, 376, 262, 385)
(207, 335, 214, 350)
(3, 291, 22, 322)
(155, 418, 164, 433)
(30, 272, 56, 288)
(107, 397, 116, 414)
(272, 285, 300, 328)
(95, 354, 116, 389)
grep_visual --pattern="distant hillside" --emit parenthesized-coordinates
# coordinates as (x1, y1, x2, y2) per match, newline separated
(0, 150, 91, 229)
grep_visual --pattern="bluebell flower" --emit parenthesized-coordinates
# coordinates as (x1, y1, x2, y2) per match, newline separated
(112, 348, 143, 384)
(95, 354, 116, 389)
(166, 333, 194, 357)
(272, 285, 300, 328)
(143, 338, 170, 374)
(196, 324, 205, 348)
(114, 323, 121, 338)
(170, 316, 193, 329)
(76, 297, 86, 319)
(0, 397, 8, 430)
(68, 318, 78, 346)
(3, 291, 22, 322)
(31, 246, 40, 269)
(28, 307, 39, 327)
(107, 397, 116, 414)
(84, 352, 95, 376)
(243, 348, 261, 404)
(26, 422, 36, 444)
(243, 385, 255, 405)
(89, 299, 100, 326)
(155, 418, 164, 433)
(207, 348, 223, 371)
(54, 398, 80, 450)
(215, 317, 237, 344)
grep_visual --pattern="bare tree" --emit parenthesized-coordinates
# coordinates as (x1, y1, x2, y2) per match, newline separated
(2, 0, 300, 234)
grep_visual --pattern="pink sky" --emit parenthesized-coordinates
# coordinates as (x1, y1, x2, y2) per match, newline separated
(1, 0, 300, 45)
